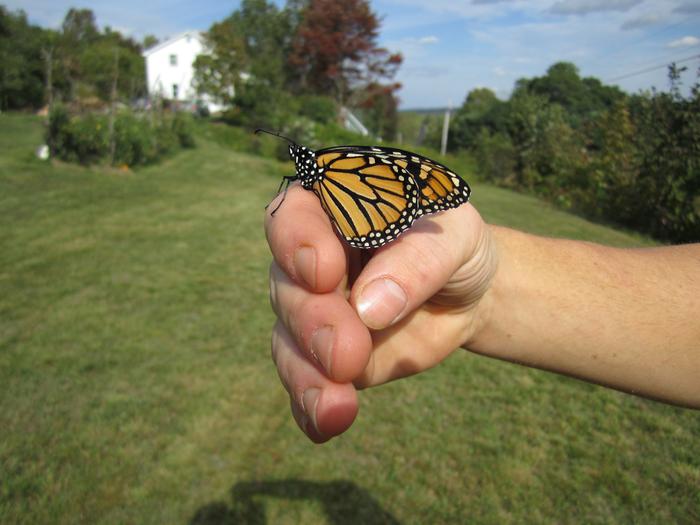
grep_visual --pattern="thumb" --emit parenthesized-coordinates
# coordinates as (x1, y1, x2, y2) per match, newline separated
(350, 203, 488, 330)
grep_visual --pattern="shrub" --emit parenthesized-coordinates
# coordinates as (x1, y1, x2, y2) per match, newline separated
(113, 112, 154, 166)
(47, 104, 71, 157)
(473, 129, 516, 184)
(153, 122, 179, 157)
(297, 95, 337, 124)
(46, 108, 197, 167)
(68, 113, 109, 164)
(47, 105, 108, 165)
(172, 112, 196, 148)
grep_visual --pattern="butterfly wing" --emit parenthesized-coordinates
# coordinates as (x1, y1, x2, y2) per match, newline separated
(380, 151, 471, 216)
(319, 145, 471, 212)
(312, 147, 420, 248)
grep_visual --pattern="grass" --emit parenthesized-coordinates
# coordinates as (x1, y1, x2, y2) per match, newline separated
(1, 113, 698, 524)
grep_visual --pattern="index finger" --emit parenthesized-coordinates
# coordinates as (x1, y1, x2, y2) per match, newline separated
(265, 183, 347, 293)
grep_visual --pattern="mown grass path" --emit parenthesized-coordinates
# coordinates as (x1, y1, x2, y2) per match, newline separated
(1, 114, 697, 524)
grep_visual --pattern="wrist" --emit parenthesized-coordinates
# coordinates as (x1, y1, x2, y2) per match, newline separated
(461, 224, 518, 352)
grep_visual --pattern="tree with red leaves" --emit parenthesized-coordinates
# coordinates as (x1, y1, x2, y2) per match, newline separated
(288, 0, 402, 106)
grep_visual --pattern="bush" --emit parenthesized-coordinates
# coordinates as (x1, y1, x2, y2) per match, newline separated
(172, 112, 196, 148)
(297, 95, 337, 124)
(473, 129, 516, 184)
(113, 112, 154, 166)
(47, 104, 71, 157)
(68, 113, 109, 164)
(46, 108, 197, 167)
(48, 104, 108, 165)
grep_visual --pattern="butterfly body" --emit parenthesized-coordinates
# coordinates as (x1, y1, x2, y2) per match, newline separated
(259, 130, 471, 249)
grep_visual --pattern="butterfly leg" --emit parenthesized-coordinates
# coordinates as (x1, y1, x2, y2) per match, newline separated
(266, 176, 294, 216)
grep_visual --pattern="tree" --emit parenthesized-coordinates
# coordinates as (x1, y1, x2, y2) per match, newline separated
(194, 0, 294, 125)
(626, 67, 700, 241)
(358, 82, 400, 139)
(0, 7, 51, 110)
(514, 61, 624, 124)
(80, 29, 145, 101)
(61, 8, 99, 44)
(450, 88, 506, 150)
(193, 19, 247, 107)
(57, 8, 100, 99)
(288, 0, 402, 106)
(588, 100, 641, 221)
(142, 35, 159, 50)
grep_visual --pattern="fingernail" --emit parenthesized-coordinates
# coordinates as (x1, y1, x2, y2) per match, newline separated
(302, 388, 321, 433)
(294, 247, 316, 289)
(311, 326, 334, 375)
(357, 278, 407, 329)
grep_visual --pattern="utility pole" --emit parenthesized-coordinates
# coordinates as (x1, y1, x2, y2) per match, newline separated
(41, 47, 54, 113)
(108, 47, 120, 165)
(440, 100, 452, 156)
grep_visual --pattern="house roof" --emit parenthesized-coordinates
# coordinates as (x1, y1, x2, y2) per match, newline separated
(142, 30, 204, 57)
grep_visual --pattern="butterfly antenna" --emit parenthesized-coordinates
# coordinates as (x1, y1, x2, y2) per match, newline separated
(254, 128, 297, 145)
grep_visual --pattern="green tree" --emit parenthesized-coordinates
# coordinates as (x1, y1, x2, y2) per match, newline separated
(450, 88, 506, 150)
(515, 61, 624, 125)
(194, 0, 295, 126)
(358, 82, 400, 139)
(587, 101, 641, 222)
(627, 67, 700, 241)
(142, 34, 159, 50)
(56, 8, 100, 100)
(81, 29, 145, 102)
(0, 7, 50, 110)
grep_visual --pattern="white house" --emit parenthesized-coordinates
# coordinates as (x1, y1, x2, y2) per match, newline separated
(142, 31, 226, 113)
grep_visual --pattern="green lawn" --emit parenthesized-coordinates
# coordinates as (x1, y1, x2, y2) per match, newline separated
(1, 114, 697, 524)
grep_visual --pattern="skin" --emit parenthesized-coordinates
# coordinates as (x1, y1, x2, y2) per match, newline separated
(265, 184, 700, 443)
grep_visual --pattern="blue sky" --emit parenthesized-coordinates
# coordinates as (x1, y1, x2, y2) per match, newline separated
(6, 0, 700, 108)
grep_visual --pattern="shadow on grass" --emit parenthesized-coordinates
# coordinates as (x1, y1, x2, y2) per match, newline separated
(190, 479, 400, 525)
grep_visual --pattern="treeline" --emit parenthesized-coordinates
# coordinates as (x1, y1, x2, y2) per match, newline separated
(0, 6, 149, 110)
(193, 0, 402, 139)
(449, 62, 700, 243)
(1, 1, 403, 139)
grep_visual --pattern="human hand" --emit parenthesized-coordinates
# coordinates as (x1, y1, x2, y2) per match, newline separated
(265, 184, 497, 443)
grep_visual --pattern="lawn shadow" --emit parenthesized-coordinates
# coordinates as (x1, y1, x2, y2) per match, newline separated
(190, 479, 400, 525)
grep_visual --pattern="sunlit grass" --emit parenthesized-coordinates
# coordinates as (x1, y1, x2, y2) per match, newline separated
(1, 114, 697, 524)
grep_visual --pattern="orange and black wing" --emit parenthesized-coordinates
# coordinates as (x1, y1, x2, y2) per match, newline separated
(319, 146, 470, 217)
(312, 148, 420, 248)
(383, 151, 471, 217)
(404, 155, 471, 215)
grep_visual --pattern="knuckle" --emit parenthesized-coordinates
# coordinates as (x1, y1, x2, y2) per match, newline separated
(269, 264, 279, 315)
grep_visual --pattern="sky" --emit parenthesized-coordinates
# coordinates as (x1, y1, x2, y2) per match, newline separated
(6, 0, 700, 108)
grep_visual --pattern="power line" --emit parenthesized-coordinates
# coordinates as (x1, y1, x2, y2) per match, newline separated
(609, 46, 700, 76)
(607, 53, 700, 82)
(601, 12, 700, 62)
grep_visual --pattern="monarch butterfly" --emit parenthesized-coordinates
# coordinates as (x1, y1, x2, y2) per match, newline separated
(256, 129, 471, 249)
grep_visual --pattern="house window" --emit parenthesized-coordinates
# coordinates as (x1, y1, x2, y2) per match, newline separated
(172, 84, 179, 99)
(169, 54, 177, 66)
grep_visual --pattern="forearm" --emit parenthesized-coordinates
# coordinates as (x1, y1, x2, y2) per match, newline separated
(468, 225, 700, 408)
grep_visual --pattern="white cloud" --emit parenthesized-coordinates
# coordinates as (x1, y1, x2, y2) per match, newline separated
(549, 0, 642, 15)
(667, 35, 700, 48)
(621, 13, 662, 30)
(382, 0, 553, 20)
(418, 36, 439, 44)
